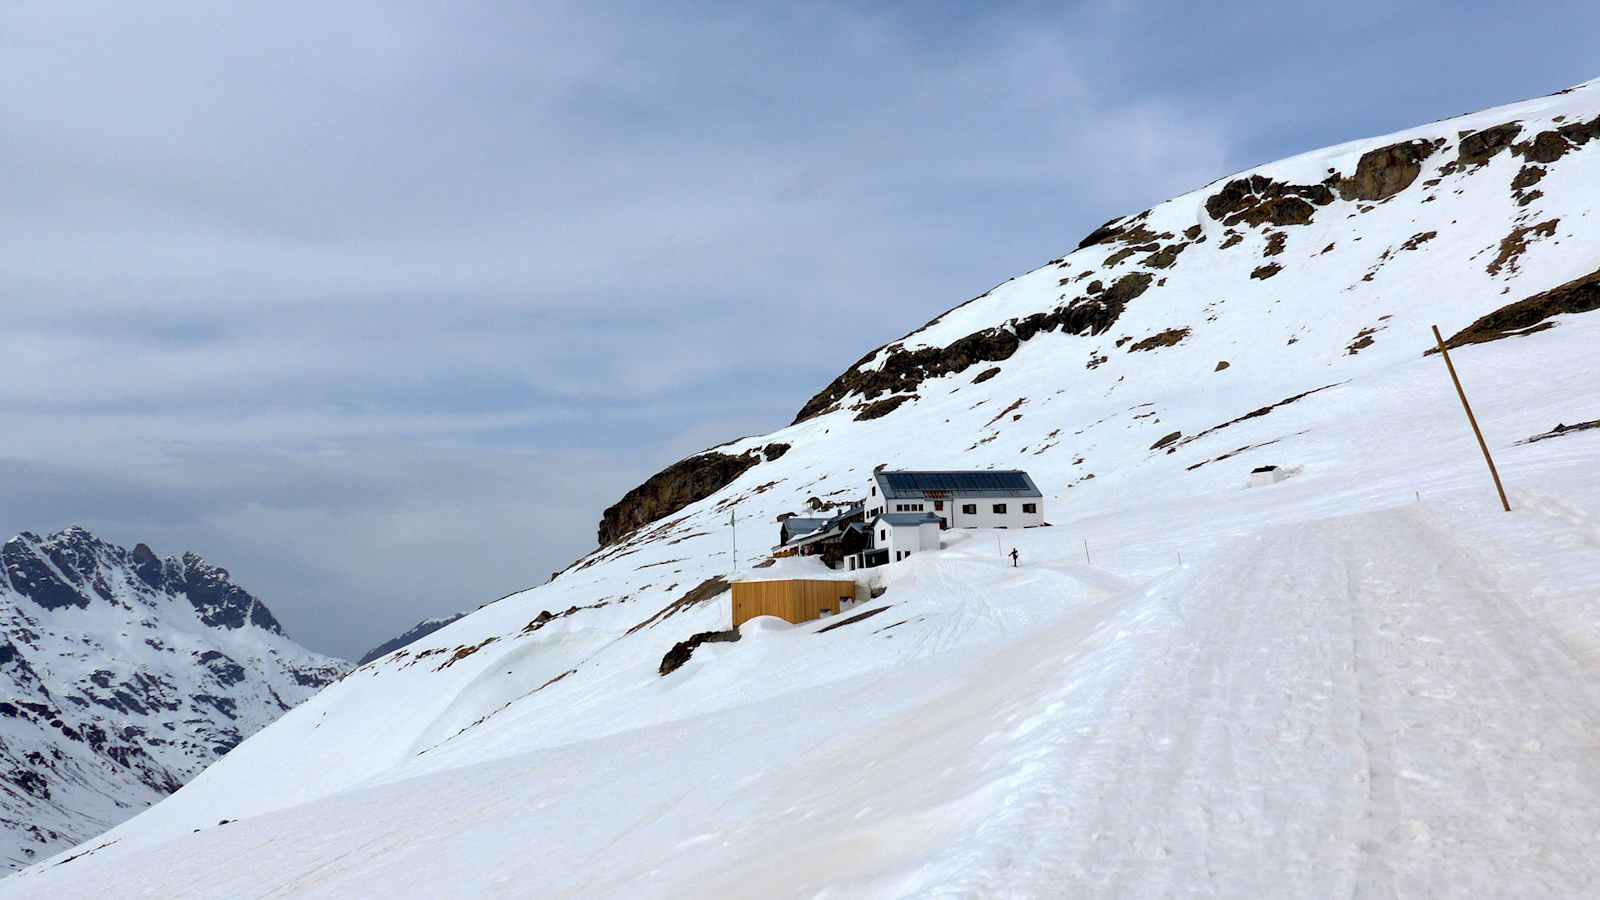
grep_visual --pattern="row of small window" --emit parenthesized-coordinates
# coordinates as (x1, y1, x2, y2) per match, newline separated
(885, 501, 1039, 515)
(952, 502, 1039, 515)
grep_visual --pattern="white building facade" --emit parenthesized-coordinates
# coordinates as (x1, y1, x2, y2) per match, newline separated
(863, 470, 1045, 530)
(870, 512, 943, 564)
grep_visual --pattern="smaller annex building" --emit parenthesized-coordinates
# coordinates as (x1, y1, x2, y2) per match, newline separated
(730, 560, 863, 628)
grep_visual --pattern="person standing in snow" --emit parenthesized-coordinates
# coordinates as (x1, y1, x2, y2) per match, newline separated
(1009, 548, 1019, 567)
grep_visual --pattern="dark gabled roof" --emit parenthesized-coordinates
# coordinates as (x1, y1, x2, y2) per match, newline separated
(873, 470, 1042, 499)
(872, 512, 943, 527)
(780, 517, 828, 540)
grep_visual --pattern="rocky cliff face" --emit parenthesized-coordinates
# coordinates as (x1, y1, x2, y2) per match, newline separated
(596, 443, 789, 546)
(0, 527, 347, 870)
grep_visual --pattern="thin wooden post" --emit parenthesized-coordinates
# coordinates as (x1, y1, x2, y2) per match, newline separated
(1432, 325, 1511, 512)
(1083, 539, 1091, 565)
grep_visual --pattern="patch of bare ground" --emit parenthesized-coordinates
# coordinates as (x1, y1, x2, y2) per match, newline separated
(1486, 218, 1558, 276)
(1214, 360, 1230, 371)
(1263, 231, 1287, 257)
(816, 605, 892, 634)
(1165, 382, 1345, 452)
(1518, 419, 1600, 445)
(1128, 327, 1191, 352)
(1184, 433, 1303, 471)
(1432, 266, 1600, 352)
(1251, 263, 1282, 280)
(627, 576, 731, 635)
(972, 366, 1001, 384)
(984, 398, 1026, 428)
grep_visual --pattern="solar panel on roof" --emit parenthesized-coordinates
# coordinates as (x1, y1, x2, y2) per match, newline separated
(880, 470, 1036, 495)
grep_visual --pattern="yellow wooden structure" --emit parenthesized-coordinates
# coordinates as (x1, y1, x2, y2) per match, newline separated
(731, 579, 859, 628)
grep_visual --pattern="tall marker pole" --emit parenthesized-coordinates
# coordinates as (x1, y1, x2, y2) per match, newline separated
(730, 508, 738, 572)
(1432, 325, 1511, 512)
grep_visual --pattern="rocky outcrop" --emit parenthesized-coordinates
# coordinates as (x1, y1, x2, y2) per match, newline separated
(1432, 265, 1600, 352)
(1513, 116, 1600, 164)
(598, 452, 763, 546)
(1457, 122, 1522, 166)
(1335, 139, 1436, 202)
(1205, 175, 1335, 227)
(792, 328, 1022, 424)
(658, 628, 740, 676)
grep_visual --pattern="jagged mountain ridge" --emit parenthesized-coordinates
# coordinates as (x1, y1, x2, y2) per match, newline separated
(10, 79, 1600, 896)
(0, 527, 347, 871)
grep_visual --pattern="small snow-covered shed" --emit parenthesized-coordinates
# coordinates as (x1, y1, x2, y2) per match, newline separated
(1247, 465, 1292, 487)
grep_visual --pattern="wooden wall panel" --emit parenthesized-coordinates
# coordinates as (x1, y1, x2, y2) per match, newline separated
(731, 580, 854, 628)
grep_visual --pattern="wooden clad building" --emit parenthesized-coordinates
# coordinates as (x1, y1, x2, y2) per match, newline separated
(731, 579, 861, 628)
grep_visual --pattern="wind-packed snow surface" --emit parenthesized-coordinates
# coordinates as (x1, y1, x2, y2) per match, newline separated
(0, 529, 347, 871)
(11, 80, 1600, 898)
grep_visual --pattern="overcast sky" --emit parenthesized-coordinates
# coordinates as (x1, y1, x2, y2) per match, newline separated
(2, 1, 1596, 658)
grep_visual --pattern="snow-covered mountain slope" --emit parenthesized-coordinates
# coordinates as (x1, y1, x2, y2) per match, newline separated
(11, 80, 1600, 898)
(356, 613, 468, 666)
(0, 528, 347, 871)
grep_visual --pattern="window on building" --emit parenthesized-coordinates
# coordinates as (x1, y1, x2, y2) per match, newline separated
(1022, 503, 1037, 514)
(934, 500, 944, 511)
(879, 529, 886, 542)
(993, 503, 1007, 514)
(870, 485, 876, 496)
(962, 504, 977, 515)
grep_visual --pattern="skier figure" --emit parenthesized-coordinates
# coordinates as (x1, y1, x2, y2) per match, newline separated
(1009, 547, 1019, 568)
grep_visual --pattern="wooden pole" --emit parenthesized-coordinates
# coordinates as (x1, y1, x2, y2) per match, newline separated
(1432, 325, 1511, 512)
(1083, 539, 1091, 565)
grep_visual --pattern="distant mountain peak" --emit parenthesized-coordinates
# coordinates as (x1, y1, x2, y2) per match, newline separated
(0, 526, 347, 870)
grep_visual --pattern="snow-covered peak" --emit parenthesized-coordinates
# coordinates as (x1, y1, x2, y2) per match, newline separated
(0, 527, 347, 870)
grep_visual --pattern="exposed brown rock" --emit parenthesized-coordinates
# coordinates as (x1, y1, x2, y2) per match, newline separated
(1432, 266, 1600, 352)
(1400, 231, 1437, 252)
(1219, 232, 1243, 250)
(1204, 175, 1334, 228)
(793, 326, 1021, 423)
(1263, 232, 1287, 257)
(1128, 327, 1191, 352)
(1511, 165, 1546, 191)
(854, 395, 914, 421)
(1251, 263, 1283, 280)
(1150, 431, 1183, 450)
(628, 576, 731, 635)
(1486, 218, 1558, 276)
(1345, 327, 1377, 355)
(598, 451, 762, 545)
(1214, 360, 1230, 372)
(1457, 122, 1522, 166)
(1142, 242, 1190, 269)
(659, 628, 740, 676)
(971, 366, 1001, 384)
(761, 443, 790, 462)
(1335, 139, 1434, 202)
